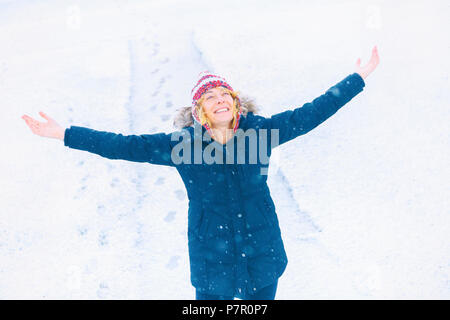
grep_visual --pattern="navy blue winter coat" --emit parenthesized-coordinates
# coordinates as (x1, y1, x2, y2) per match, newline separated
(63, 73, 365, 298)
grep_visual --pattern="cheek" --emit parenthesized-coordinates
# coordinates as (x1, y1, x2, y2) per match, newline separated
(202, 103, 214, 117)
(226, 98, 235, 111)
(203, 104, 211, 113)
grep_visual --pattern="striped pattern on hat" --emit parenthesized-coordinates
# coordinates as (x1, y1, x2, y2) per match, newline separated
(191, 71, 234, 105)
(191, 70, 242, 135)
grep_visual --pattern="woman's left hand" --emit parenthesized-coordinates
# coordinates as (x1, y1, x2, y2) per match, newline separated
(355, 45, 380, 80)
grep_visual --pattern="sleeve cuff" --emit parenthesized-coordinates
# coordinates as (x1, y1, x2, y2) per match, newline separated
(328, 72, 366, 105)
(63, 127, 71, 147)
(351, 72, 366, 88)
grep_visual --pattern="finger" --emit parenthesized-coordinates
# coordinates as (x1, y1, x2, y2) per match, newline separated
(22, 119, 32, 129)
(374, 48, 380, 62)
(23, 115, 38, 123)
(22, 117, 33, 126)
(23, 115, 34, 123)
(39, 111, 52, 121)
(356, 58, 361, 67)
(370, 49, 380, 66)
(24, 118, 40, 130)
(372, 46, 379, 57)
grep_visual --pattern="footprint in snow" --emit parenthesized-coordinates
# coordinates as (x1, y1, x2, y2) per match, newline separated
(164, 211, 176, 222)
(166, 255, 180, 270)
(174, 189, 186, 200)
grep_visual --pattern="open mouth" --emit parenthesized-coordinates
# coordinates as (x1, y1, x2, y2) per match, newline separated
(214, 107, 229, 114)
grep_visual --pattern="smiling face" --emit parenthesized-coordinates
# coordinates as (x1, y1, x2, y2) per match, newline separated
(198, 87, 235, 129)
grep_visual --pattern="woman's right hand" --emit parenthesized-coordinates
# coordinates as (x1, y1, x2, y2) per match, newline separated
(21, 111, 66, 141)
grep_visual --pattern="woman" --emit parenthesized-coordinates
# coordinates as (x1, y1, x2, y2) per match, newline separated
(21, 46, 380, 300)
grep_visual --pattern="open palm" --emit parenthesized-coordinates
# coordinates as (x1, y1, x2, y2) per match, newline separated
(355, 46, 380, 80)
(21, 112, 65, 140)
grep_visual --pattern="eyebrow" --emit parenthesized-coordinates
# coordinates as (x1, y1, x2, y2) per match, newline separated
(205, 88, 226, 94)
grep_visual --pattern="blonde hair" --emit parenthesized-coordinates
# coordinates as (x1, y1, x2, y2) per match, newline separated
(173, 91, 259, 130)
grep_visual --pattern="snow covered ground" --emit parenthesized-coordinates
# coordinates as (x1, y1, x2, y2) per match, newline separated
(1, 0, 449, 299)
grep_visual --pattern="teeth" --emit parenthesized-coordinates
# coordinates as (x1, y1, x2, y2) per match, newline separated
(215, 108, 228, 113)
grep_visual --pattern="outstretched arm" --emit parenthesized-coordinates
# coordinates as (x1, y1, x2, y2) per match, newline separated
(268, 46, 380, 147)
(22, 112, 176, 167)
(63, 126, 175, 166)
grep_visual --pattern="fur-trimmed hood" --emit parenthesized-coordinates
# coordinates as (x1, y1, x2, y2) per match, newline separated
(173, 95, 259, 130)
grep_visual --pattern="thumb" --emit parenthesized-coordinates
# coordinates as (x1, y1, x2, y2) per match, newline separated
(356, 58, 361, 67)
(39, 111, 53, 122)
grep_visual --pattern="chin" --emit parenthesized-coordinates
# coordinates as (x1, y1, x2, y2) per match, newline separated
(214, 114, 233, 123)
(210, 116, 233, 127)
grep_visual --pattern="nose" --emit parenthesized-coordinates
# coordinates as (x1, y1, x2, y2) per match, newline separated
(216, 95, 225, 104)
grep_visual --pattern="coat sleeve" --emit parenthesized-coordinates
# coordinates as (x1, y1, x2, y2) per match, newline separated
(268, 73, 365, 147)
(64, 126, 176, 167)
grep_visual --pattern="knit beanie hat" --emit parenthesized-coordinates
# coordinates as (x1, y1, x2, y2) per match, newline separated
(191, 70, 241, 136)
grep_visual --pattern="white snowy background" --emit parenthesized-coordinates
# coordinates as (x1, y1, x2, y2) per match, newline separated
(1, 0, 448, 299)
